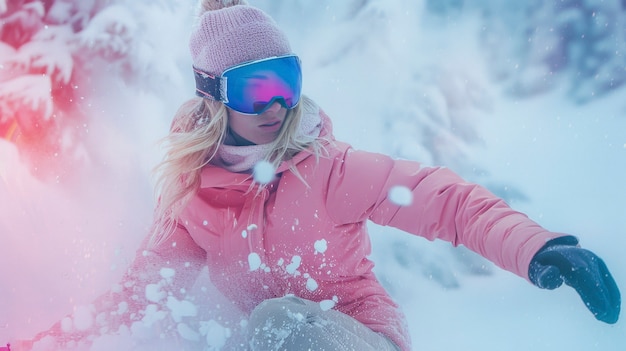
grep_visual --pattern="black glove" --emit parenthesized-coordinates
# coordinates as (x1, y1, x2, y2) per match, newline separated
(529, 236, 621, 324)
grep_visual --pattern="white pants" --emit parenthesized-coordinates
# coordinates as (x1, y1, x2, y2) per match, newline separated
(247, 296, 400, 351)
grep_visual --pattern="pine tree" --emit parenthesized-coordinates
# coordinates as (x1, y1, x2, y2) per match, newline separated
(1, 1, 71, 176)
(478, 0, 626, 103)
(0, 0, 185, 179)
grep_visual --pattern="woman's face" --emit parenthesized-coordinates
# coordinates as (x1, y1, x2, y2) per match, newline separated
(227, 102, 287, 145)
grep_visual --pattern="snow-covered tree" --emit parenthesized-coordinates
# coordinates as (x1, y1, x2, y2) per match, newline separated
(0, 0, 188, 180)
(477, 0, 626, 103)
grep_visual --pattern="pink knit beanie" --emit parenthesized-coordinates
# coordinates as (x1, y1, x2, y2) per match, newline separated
(189, 3, 292, 75)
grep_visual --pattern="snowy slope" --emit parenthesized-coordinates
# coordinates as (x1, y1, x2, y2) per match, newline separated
(1, 1, 624, 350)
(374, 88, 626, 351)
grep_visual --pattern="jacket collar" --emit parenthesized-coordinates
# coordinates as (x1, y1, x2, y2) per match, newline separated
(199, 109, 334, 189)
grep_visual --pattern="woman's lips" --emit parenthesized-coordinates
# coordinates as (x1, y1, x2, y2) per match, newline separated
(259, 120, 282, 132)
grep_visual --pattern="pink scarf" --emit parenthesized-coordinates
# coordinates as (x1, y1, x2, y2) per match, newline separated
(212, 106, 322, 173)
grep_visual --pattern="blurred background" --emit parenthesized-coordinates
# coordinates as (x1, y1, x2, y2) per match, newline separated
(1, 0, 625, 350)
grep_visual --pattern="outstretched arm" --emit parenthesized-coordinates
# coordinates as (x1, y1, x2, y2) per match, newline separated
(325, 146, 620, 322)
(325, 148, 559, 278)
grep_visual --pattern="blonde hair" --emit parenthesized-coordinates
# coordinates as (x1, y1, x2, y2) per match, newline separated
(149, 95, 325, 247)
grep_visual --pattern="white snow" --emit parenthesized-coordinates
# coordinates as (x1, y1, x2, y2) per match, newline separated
(60, 317, 72, 333)
(285, 255, 302, 275)
(306, 277, 319, 292)
(200, 320, 231, 349)
(78, 5, 137, 57)
(252, 160, 275, 184)
(159, 267, 176, 280)
(138, 304, 167, 327)
(145, 284, 165, 303)
(176, 322, 200, 341)
(27, 26, 75, 84)
(1, 1, 625, 351)
(115, 301, 128, 315)
(166, 296, 198, 322)
(314, 239, 328, 254)
(388, 185, 413, 206)
(72, 305, 95, 331)
(248, 252, 262, 271)
(319, 296, 339, 312)
(0, 75, 53, 120)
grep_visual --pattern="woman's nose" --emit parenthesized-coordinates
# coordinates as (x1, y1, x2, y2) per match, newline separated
(263, 101, 283, 113)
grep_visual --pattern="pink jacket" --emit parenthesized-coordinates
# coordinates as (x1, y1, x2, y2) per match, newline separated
(159, 110, 562, 351)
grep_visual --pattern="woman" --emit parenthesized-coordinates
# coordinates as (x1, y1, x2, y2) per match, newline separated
(18, 1, 620, 350)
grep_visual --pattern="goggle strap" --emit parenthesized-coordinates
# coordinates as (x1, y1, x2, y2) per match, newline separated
(193, 67, 222, 101)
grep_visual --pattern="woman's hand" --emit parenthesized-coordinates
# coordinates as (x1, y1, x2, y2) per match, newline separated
(529, 237, 621, 324)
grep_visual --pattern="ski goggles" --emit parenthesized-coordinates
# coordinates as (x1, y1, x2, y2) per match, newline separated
(193, 55, 302, 115)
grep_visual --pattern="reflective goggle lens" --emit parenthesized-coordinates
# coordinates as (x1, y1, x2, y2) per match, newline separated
(222, 55, 302, 115)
